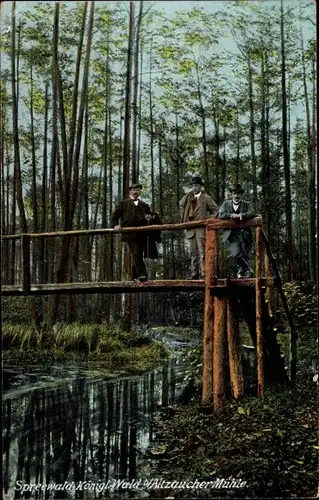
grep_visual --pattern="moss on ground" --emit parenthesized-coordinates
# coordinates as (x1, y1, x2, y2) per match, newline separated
(147, 375, 318, 498)
(2, 323, 169, 373)
(145, 283, 318, 499)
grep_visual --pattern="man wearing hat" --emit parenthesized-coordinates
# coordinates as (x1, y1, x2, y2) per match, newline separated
(111, 182, 158, 281)
(219, 183, 256, 278)
(180, 174, 219, 279)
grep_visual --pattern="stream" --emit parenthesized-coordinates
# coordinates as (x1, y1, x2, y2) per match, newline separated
(2, 329, 197, 499)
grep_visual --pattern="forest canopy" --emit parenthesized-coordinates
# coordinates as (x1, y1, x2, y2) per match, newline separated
(0, 0, 317, 319)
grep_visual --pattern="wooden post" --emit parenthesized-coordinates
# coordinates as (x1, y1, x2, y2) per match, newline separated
(255, 227, 264, 398)
(261, 229, 297, 384)
(21, 235, 31, 292)
(202, 225, 217, 405)
(226, 298, 244, 399)
(213, 295, 226, 411)
(264, 252, 273, 317)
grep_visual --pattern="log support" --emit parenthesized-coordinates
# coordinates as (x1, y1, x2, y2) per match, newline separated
(202, 226, 217, 405)
(213, 295, 226, 411)
(255, 227, 264, 398)
(227, 297, 244, 399)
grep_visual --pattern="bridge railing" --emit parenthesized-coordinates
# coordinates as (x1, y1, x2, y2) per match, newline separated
(1, 217, 261, 292)
(2, 217, 297, 408)
(1, 217, 263, 291)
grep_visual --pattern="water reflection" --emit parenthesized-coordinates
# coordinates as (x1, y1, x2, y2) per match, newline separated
(3, 357, 186, 499)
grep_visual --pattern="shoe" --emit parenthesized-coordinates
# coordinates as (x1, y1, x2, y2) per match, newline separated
(236, 267, 244, 278)
(135, 275, 147, 282)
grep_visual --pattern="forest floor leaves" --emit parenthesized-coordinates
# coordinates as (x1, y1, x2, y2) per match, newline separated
(146, 374, 317, 498)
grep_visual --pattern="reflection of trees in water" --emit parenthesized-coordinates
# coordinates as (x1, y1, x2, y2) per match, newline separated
(3, 399, 11, 493)
(3, 358, 183, 498)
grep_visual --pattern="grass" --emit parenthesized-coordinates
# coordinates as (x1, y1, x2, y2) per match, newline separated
(2, 322, 169, 372)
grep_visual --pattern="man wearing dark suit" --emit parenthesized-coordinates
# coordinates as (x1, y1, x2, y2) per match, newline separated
(110, 183, 152, 281)
(219, 184, 257, 278)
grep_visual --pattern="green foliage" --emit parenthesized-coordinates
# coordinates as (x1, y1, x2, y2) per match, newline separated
(282, 282, 318, 329)
(1, 0, 316, 326)
(2, 297, 32, 324)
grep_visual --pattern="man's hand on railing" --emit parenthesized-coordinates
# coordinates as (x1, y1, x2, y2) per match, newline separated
(145, 215, 152, 222)
(114, 225, 121, 231)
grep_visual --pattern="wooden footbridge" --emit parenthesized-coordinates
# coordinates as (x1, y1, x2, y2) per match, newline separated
(1, 217, 296, 411)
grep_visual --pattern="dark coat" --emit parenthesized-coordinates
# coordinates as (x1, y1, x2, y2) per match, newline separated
(110, 198, 151, 242)
(144, 213, 162, 259)
(219, 199, 256, 243)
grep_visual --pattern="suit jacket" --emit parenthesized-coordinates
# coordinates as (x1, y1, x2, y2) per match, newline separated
(110, 198, 151, 242)
(180, 191, 219, 238)
(219, 199, 256, 243)
(144, 213, 162, 259)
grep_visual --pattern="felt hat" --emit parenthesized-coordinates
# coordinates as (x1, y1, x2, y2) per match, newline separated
(129, 182, 142, 190)
(230, 183, 244, 194)
(190, 175, 205, 186)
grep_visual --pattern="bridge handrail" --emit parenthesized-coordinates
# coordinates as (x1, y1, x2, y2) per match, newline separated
(0, 217, 262, 241)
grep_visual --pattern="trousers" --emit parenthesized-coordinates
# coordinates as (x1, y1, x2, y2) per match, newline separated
(126, 238, 147, 278)
(188, 231, 205, 278)
(227, 230, 252, 272)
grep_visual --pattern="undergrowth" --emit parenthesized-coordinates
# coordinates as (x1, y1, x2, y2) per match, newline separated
(147, 375, 317, 498)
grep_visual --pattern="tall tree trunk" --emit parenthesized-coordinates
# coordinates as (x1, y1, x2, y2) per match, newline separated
(83, 97, 90, 281)
(300, 29, 316, 281)
(131, 0, 143, 183)
(149, 71, 155, 208)
(50, 2, 94, 326)
(101, 61, 109, 281)
(137, 44, 143, 180)
(174, 113, 180, 213)
(158, 139, 163, 219)
(265, 74, 271, 242)
(281, 0, 296, 280)
(0, 84, 9, 283)
(40, 82, 49, 284)
(11, 3, 28, 235)
(30, 64, 39, 284)
(222, 126, 227, 201)
(248, 60, 257, 208)
(311, 56, 316, 280)
(67, 1, 88, 171)
(212, 102, 220, 204)
(108, 84, 114, 282)
(122, 0, 134, 198)
(196, 64, 208, 187)
(122, 0, 135, 332)
(260, 52, 268, 233)
(235, 105, 240, 184)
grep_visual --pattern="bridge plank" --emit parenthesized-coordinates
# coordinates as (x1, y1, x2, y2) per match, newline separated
(1, 280, 206, 296)
(1, 277, 276, 296)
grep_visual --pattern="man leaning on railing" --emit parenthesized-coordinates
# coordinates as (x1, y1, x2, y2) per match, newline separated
(219, 183, 257, 278)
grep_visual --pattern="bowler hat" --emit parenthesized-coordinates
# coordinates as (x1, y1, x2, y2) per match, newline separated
(190, 175, 205, 186)
(129, 182, 142, 190)
(230, 183, 244, 194)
